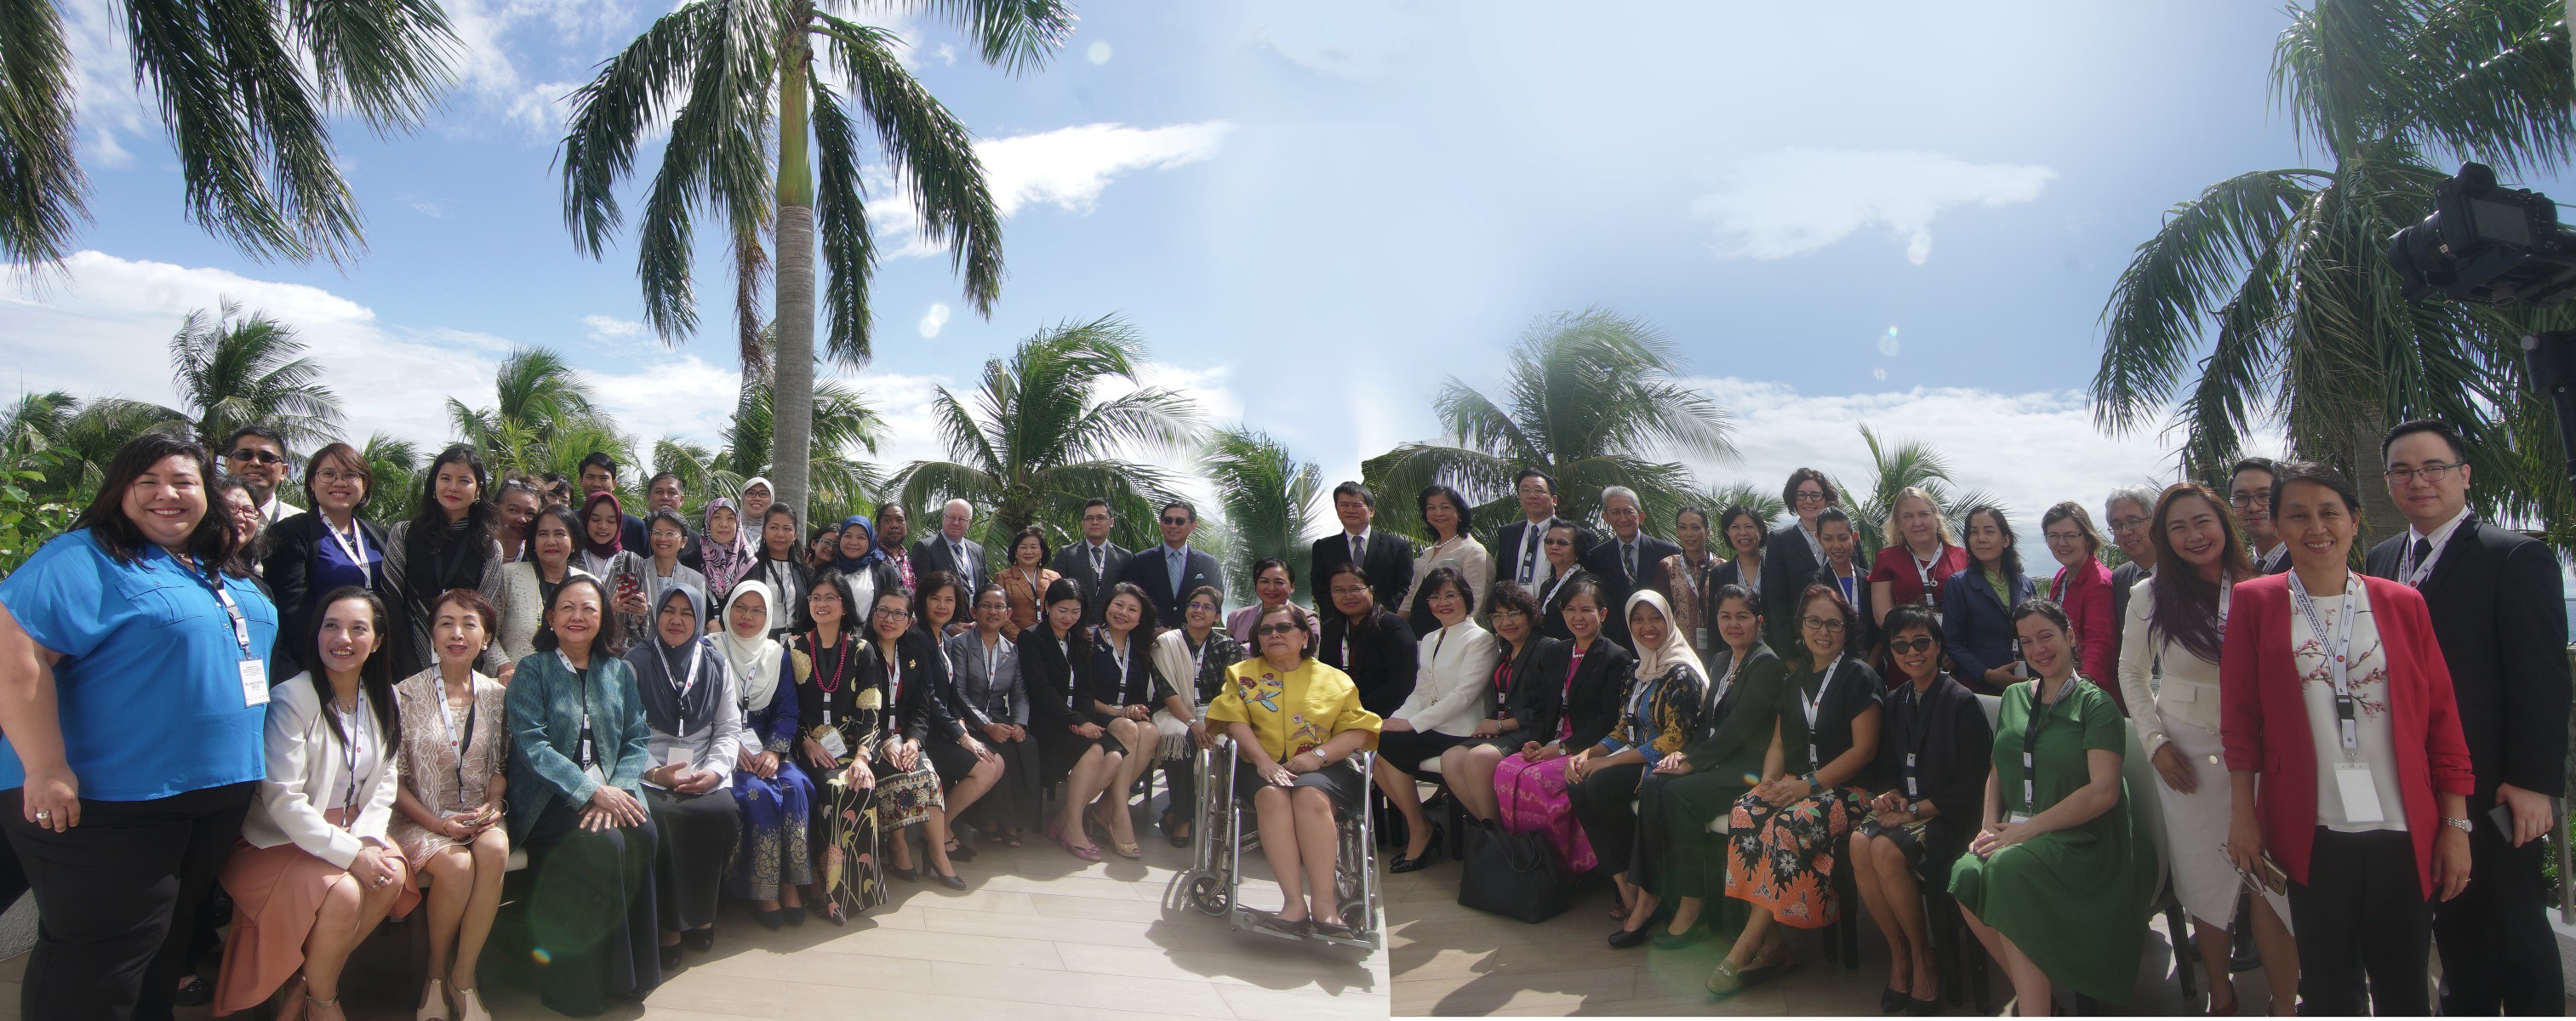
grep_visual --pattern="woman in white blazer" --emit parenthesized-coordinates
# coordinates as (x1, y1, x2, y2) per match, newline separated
(1370, 567, 1499, 871)
(213, 587, 414, 1021)
(1398, 484, 1494, 626)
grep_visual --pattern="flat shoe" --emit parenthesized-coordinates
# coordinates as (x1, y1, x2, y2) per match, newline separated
(1705, 959, 1744, 998)
(658, 944, 683, 969)
(1606, 926, 1649, 949)
(1651, 926, 1707, 950)
(175, 975, 214, 1008)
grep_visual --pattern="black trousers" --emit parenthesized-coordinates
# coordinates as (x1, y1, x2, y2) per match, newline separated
(523, 797, 662, 1016)
(2287, 827, 2432, 1017)
(643, 788, 737, 933)
(1567, 761, 1648, 879)
(1160, 748, 1197, 825)
(2434, 800, 2564, 1015)
(970, 734, 1042, 832)
(1634, 770, 1746, 900)
(0, 781, 252, 1021)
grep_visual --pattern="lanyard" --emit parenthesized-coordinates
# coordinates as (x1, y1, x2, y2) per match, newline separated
(1832, 567, 1857, 606)
(1913, 549, 1940, 592)
(1556, 646, 1588, 742)
(811, 630, 852, 729)
(2396, 518, 2459, 589)
(558, 651, 596, 769)
(177, 553, 254, 660)
(2288, 570, 2362, 753)
(1801, 656, 1843, 772)
(1897, 682, 1937, 797)
(657, 641, 705, 733)
(334, 693, 366, 814)
(884, 645, 905, 708)
(2021, 677, 2073, 811)
(440, 674, 478, 800)
(1106, 633, 1138, 703)
(324, 516, 374, 586)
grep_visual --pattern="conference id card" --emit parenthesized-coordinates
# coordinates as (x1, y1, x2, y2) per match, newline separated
(2333, 763, 2386, 824)
(2005, 811, 2031, 824)
(1694, 627, 1709, 653)
(814, 727, 848, 761)
(239, 660, 270, 707)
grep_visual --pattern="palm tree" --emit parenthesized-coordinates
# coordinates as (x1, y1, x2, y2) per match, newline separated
(2091, 0, 2576, 545)
(1, 0, 456, 266)
(1362, 308, 1736, 540)
(557, 0, 1072, 517)
(891, 316, 1202, 545)
(1202, 426, 1323, 605)
(1682, 481, 1787, 527)
(165, 303, 345, 455)
(657, 365, 887, 523)
(448, 347, 632, 484)
(360, 434, 423, 524)
(1838, 425, 1997, 565)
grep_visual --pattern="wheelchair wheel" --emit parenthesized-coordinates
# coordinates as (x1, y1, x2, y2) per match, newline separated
(1338, 897, 1370, 933)
(1189, 874, 1231, 917)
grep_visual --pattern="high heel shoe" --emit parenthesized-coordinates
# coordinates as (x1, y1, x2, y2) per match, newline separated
(1390, 824, 1445, 873)
(416, 977, 451, 1021)
(1879, 986, 1909, 1013)
(682, 927, 715, 952)
(780, 904, 807, 927)
(450, 986, 491, 1021)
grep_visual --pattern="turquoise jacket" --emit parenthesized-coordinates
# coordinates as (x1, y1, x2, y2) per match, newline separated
(505, 648, 654, 842)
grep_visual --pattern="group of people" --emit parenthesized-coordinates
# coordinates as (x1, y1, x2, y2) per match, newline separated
(1343, 440, 2561, 1017)
(0, 431, 1391, 1019)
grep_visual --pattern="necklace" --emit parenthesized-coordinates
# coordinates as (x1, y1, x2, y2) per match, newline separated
(810, 630, 853, 693)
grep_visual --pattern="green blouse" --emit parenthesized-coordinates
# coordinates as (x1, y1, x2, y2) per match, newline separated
(505, 648, 654, 842)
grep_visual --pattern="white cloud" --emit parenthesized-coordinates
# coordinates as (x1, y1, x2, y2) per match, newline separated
(917, 303, 951, 337)
(584, 314, 648, 340)
(586, 353, 741, 444)
(1689, 149, 2056, 265)
(873, 121, 1234, 257)
(57, 0, 156, 168)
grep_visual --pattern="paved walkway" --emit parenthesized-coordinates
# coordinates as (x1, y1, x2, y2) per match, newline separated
(0, 818, 1387, 1019)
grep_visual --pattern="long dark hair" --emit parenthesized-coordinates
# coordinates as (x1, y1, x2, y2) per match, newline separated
(913, 570, 969, 637)
(1418, 483, 1474, 541)
(759, 505, 802, 561)
(404, 444, 494, 594)
(74, 431, 243, 572)
(2147, 482, 2253, 665)
(1101, 580, 1161, 649)
(1962, 504, 2023, 579)
(306, 586, 401, 744)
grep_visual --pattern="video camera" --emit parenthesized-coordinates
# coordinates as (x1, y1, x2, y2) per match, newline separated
(2386, 162, 2576, 305)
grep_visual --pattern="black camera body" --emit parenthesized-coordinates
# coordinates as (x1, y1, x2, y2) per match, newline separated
(2387, 162, 2576, 305)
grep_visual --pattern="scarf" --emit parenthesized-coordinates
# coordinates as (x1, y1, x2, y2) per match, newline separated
(740, 477, 774, 513)
(627, 583, 721, 737)
(718, 579, 785, 714)
(580, 491, 625, 559)
(700, 497, 754, 596)
(1625, 589, 1710, 690)
(832, 514, 883, 573)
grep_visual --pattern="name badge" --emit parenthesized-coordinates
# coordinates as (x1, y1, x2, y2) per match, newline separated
(1904, 752, 1918, 797)
(814, 727, 848, 761)
(2333, 762, 2386, 824)
(239, 660, 270, 707)
(2005, 811, 2031, 824)
(1694, 627, 1709, 652)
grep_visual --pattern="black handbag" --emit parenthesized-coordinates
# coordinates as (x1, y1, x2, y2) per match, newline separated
(1454, 771, 1569, 923)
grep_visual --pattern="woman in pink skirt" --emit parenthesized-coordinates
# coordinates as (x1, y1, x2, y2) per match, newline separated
(1493, 577, 1636, 874)
(215, 588, 419, 1019)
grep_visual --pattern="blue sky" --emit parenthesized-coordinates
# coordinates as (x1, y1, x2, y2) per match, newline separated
(3, 0, 2494, 528)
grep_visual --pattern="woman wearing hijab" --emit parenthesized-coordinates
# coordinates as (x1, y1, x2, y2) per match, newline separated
(1571, 590, 1708, 949)
(697, 498, 756, 600)
(621, 585, 742, 970)
(579, 492, 651, 657)
(830, 516, 904, 617)
(717, 581, 812, 929)
(738, 478, 774, 529)
(383, 444, 508, 677)
(744, 505, 809, 638)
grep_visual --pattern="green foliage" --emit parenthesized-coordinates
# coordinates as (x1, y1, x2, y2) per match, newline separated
(1202, 426, 1323, 605)
(448, 347, 640, 499)
(0, 435, 79, 579)
(359, 433, 422, 524)
(168, 302, 345, 453)
(1837, 425, 1999, 564)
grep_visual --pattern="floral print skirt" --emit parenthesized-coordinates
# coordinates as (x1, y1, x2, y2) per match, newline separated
(1493, 754, 1597, 874)
(1723, 784, 1864, 929)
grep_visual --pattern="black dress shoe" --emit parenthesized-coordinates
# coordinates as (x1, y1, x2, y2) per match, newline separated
(1651, 925, 1707, 950)
(934, 870, 968, 890)
(659, 943, 683, 969)
(1907, 995, 1940, 1016)
(753, 908, 785, 931)
(1607, 926, 1650, 949)
(1309, 920, 1357, 941)
(682, 927, 715, 952)
(780, 904, 807, 927)
(888, 864, 921, 882)
(1881, 987, 1910, 1013)
(947, 842, 978, 863)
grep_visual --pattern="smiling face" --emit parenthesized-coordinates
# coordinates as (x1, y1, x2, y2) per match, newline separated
(580, 464, 615, 497)
(1791, 479, 1830, 524)
(1602, 492, 1641, 540)
(869, 593, 911, 642)
(2161, 493, 2230, 577)
(532, 514, 574, 568)
(2106, 497, 2153, 565)
(1425, 493, 1460, 539)
(1046, 596, 1083, 635)
(940, 500, 972, 542)
(585, 501, 620, 545)
(2230, 467, 2277, 546)
(2273, 478, 2357, 574)
(498, 488, 540, 539)
(706, 505, 737, 545)
(2383, 431, 2470, 530)
(1254, 564, 1292, 607)
(1562, 590, 1602, 642)
(837, 526, 871, 561)
(1158, 505, 1196, 547)
(1426, 580, 1467, 626)
(316, 596, 380, 679)
(123, 453, 208, 551)
(1185, 590, 1222, 632)
(1675, 510, 1709, 558)
(432, 461, 482, 519)
(1725, 515, 1762, 556)
(1964, 511, 2008, 568)
(432, 599, 488, 668)
(221, 487, 263, 545)
(1102, 591, 1143, 635)
(974, 588, 1010, 633)
(1014, 533, 1043, 568)
(762, 512, 797, 559)
(1328, 571, 1372, 618)
(922, 585, 958, 630)
(877, 505, 909, 547)
(1888, 624, 1939, 682)
(1628, 599, 1669, 650)
(1798, 595, 1846, 661)
(740, 483, 772, 522)
(1819, 518, 1855, 568)
(656, 591, 697, 647)
(648, 476, 684, 513)
(1897, 494, 1940, 548)
(310, 449, 368, 516)
(225, 434, 288, 495)
(648, 520, 685, 562)
(1488, 602, 1528, 645)
(547, 582, 603, 653)
(2017, 612, 2072, 679)
(1542, 525, 1578, 570)
(727, 590, 768, 639)
(805, 582, 844, 629)
(1516, 475, 1555, 522)
(2042, 518, 2090, 568)
(1715, 595, 1761, 649)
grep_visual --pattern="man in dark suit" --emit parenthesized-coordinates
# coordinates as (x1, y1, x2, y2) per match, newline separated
(1493, 467, 1596, 594)
(1579, 485, 1678, 647)
(2365, 419, 2570, 1015)
(911, 498, 989, 595)
(2101, 485, 2161, 674)
(1119, 499, 1222, 626)
(2229, 457, 2293, 575)
(1311, 482, 1415, 612)
(1759, 467, 1837, 653)
(1048, 498, 1131, 620)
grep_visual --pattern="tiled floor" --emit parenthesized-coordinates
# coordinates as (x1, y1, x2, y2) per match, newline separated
(0, 813, 1386, 1019)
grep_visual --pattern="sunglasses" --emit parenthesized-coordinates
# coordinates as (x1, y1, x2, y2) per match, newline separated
(1254, 623, 1303, 636)
(1887, 636, 1937, 653)
(229, 448, 286, 465)
(1542, 537, 1573, 547)
(1161, 516, 1192, 526)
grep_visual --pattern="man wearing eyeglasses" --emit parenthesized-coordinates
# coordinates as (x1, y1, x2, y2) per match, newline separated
(1048, 499, 1131, 622)
(225, 425, 300, 524)
(1494, 468, 1595, 595)
(2364, 419, 2570, 1015)
(1579, 486, 1677, 648)
(2101, 485, 2161, 676)
(2227, 457, 2291, 575)
(1118, 500, 1221, 625)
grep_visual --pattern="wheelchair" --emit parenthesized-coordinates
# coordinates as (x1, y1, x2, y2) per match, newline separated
(1178, 739, 1381, 950)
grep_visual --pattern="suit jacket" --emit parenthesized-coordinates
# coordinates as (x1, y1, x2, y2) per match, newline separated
(2366, 518, 2573, 802)
(1017, 624, 1089, 728)
(1528, 635, 1635, 750)
(2220, 573, 2475, 899)
(1119, 544, 1224, 626)
(1048, 540, 1132, 621)
(2106, 561, 2150, 685)
(912, 535, 990, 592)
(1941, 567, 2034, 695)
(1319, 607, 1419, 717)
(1684, 643, 1790, 782)
(2049, 558, 2119, 707)
(1493, 636, 1568, 744)
(1580, 532, 1682, 647)
(1533, 566, 1599, 642)
(1313, 529, 1417, 612)
(1871, 672, 1996, 825)
(860, 630, 968, 746)
(1492, 517, 1597, 592)
(1759, 522, 1825, 653)
(260, 510, 393, 679)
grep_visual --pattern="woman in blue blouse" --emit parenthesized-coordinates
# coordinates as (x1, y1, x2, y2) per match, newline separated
(505, 574, 661, 1015)
(0, 432, 278, 1018)
(717, 580, 813, 928)
(1941, 505, 2035, 696)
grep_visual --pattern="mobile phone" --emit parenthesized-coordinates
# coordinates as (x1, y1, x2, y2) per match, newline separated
(615, 573, 641, 602)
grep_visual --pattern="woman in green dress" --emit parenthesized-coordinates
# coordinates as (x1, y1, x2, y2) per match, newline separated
(1948, 597, 2154, 1014)
(1627, 584, 1785, 947)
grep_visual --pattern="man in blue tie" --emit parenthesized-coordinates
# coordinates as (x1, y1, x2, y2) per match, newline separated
(1121, 500, 1221, 625)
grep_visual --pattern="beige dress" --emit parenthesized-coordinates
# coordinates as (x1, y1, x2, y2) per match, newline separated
(387, 666, 512, 867)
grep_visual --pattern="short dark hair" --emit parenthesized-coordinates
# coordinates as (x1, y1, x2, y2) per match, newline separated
(1253, 602, 1317, 659)
(2270, 460, 2364, 523)
(74, 431, 243, 570)
(1332, 481, 1374, 508)
(1081, 498, 1111, 515)
(532, 573, 624, 653)
(432, 587, 501, 637)
(644, 509, 689, 539)
(1782, 467, 1838, 508)
(2039, 500, 2104, 555)
(1415, 566, 1476, 617)
(578, 452, 620, 477)
(2227, 457, 2277, 482)
(1103, 580, 1161, 642)
(1882, 602, 1942, 651)
(1791, 581, 1859, 665)
(1321, 561, 1373, 605)
(647, 471, 683, 492)
(1182, 585, 1225, 615)
(1814, 506, 1855, 537)
(1514, 468, 1556, 496)
(795, 569, 861, 632)
(1709, 582, 1759, 618)
(2380, 418, 2467, 463)
(1006, 524, 1050, 566)
(298, 442, 372, 511)
(528, 505, 583, 563)
(1485, 580, 1541, 625)
(1717, 505, 1768, 550)
(913, 570, 969, 632)
(1252, 556, 1293, 585)
(875, 500, 906, 521)
(2009, 596, 2072, 634)
(1418, 484, 1474, 539)
(1159, 499, 1196, 522)
(224, 425, 288, 458)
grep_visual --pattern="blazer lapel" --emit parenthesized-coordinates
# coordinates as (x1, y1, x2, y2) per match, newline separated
(2418, 517, 2480, 601)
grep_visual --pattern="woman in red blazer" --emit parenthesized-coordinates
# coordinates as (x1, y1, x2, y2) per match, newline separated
(2219, 463, 2473, 1016)
(2040, 502, 2118, 710)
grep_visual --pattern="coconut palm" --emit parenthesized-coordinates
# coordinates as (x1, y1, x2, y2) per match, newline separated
(447, 347, 632, 483)
(360, 434, 423, 524)
(1682, 482, 1787, 528)
(163, 303, 345, 455)
(1362, 308, 1736, 540)
(2091, 0, 2576, 545)
(1202, 426, 1323, 605)
(1838, 425, 1997, 565)
(660, 367, 887, 522)
(557, 0, 1071, 517)
(891, 316, 1202, 545)
(0, 0, 456, 266)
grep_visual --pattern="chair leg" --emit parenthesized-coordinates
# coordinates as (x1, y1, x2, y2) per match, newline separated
(2166, 900, 2197, 1001)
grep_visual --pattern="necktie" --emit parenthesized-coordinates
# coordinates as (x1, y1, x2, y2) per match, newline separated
(2411, 536, 2433, 575)
(1623, 541, 1636, 581)
(954, 541, 971, 586)
(1350, 533, 1362, 568)
(1521, 527, 1540, 584)
(1091, 545, 1104, 578)
(1168, 548, 1185, 595)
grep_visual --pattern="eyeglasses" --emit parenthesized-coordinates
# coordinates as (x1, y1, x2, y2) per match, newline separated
(1188, 602, 1221, 613)
(871, 607, 911, 620)
(228, 448, 285, 465)
(1542, 537, 1573, 547)
(1254, 623, 1303, 636)
(1794, 490, 1828, 503)
(1082, 513, 1111, 522)
(1489, 608, 1526, 620)
(1801, 615, 1845, 632)
(1160, 516, 1191, 526)
(2229, 491, 2270, 507)
(1887, 636, 1937, 653)
(2108, 516, 2150, 533)
(2383, 462, 2462, 484)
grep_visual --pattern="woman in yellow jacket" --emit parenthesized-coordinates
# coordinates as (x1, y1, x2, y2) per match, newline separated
(1208, 602, 1384, 942)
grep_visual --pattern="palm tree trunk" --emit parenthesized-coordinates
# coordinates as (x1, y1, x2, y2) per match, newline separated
(770, 16, 817, 519)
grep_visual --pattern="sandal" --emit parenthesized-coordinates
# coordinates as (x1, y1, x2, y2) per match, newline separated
(1049, 823, 1103, 862)
(451, 986, 491, 1021)
(1112, 841, 1143, 858)
(417, 977, 451, 1021)
(1000, 830, 1024, 848)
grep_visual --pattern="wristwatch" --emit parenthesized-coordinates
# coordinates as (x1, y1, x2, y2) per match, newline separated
(2441, 816, 2473, 833)
(1906, 800, 1924, 819)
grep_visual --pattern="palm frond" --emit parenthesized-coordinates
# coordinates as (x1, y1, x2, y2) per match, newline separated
(814, 13, 1002, 318)
(2093, 168, 2322, 433)
(0, 0, 87, 265)
(900, 0, 1077, 74)
(807, 77, 878, 365)
(1202, 425, 1322, 603)
(283, 0, 458, 134)
(557, 1, 722, 259)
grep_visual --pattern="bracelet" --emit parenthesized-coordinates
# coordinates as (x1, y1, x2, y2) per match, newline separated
(2441, 816, 2473, 833)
